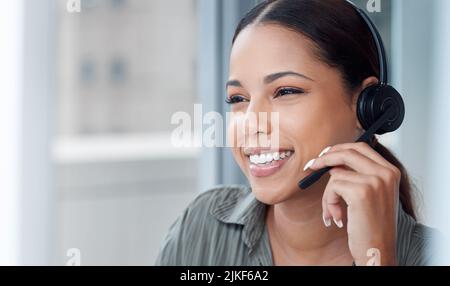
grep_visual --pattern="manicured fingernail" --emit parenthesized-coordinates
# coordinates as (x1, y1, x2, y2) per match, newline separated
(323, 214, 332, 227)
(319, 146, 332, 157)
(303, 158, 316, 171)
(333, 217, 344, 228)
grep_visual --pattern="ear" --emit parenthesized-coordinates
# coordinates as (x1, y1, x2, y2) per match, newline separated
(352, 76, 379, 130)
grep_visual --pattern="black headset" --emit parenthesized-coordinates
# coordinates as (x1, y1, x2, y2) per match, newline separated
(298, 0, 405, 190)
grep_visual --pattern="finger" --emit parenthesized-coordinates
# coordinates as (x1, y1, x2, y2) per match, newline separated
(311, 148, 384, 176)
(322, 168, 361, 228)
(326, 153, 401, 188)
(323, 177, 368, 209)
(329, 166, 381, 186)
(329, 201, 345, 228)
(330, 167, 399, 209)
(322, 177, 347, 228)
(321, 197, 332, 228)
(329, 142, 396, 171)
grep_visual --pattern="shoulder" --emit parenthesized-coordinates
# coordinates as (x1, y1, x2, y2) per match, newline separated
(187, 184, 250, 217)
(405, 222, 442, 265)
(397, 210, 442, 265)
(154, 185, 250, 266)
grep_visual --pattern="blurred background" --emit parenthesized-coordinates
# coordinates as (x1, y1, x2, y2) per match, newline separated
(0, 0, 449, 265)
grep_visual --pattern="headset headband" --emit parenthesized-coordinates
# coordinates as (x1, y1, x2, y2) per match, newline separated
(345, 0, 388, 85)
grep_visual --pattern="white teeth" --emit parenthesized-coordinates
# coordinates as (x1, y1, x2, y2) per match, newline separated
(273, 152, 280, 160)
(249, 151, 293, 165)
(257, 154, 264, 164)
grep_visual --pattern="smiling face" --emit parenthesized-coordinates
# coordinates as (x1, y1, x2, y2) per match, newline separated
(227, 24, 362, 205)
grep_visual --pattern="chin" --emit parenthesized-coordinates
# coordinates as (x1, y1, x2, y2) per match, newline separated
(249, 180, 298, 205)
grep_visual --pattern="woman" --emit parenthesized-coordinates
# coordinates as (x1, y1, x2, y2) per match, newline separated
(155, 0, 437, 266)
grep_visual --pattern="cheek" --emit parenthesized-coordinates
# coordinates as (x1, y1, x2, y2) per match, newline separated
(277, 97, 356, 151)
(322, 102, 358, 141)
(227, 116, 246, 167)
(277, 103, 324, 145)
(227, 113, 245, 148)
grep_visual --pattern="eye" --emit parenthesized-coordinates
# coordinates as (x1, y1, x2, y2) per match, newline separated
(275, 87, 305, 98)
(225, 95, 248, 105)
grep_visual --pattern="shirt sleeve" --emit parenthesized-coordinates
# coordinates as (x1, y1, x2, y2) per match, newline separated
(154, 208, 189, 266)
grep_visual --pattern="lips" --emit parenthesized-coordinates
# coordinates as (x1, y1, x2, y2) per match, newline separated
(244, 148, 295, 178)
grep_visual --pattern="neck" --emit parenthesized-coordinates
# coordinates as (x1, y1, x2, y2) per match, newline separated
(266, 175, 352, 265)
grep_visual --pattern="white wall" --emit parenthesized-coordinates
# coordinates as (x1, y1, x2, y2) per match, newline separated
(392, 0, 450, 265)
(391, 0, 435, 220)
(428, 0, 450, 265)
(19, 0, 55, 266)
(0, 0, 55, 266)
(55, 157, 197, 265)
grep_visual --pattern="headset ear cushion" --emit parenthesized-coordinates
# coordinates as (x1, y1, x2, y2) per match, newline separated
(357, 85, 405, 135)
(357, 85, 377, 132)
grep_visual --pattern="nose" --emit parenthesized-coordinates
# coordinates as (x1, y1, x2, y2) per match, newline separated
(244, 98, 274, 146)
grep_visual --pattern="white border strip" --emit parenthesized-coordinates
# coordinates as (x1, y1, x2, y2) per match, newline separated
(0, 0, 24, 266)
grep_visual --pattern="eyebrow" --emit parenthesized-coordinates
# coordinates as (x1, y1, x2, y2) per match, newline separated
(264, 71, 314, 84)
(226, 71, 314, 88)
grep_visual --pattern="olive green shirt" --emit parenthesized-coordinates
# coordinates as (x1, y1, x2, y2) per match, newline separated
(155, 185, 438, 266)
